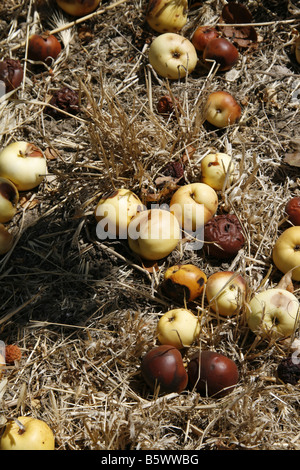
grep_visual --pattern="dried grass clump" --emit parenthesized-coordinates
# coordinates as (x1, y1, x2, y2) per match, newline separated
(0, 0, 299, 450)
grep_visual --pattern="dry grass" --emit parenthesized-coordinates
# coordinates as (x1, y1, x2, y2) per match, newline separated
(0, 0, 300, 450)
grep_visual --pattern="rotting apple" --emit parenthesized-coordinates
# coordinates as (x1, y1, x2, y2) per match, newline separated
(0, 416, 55, 450)
(0, 58, 23, 93)
(0, 224, 13, 255)
(55, 0, 101, 16)
(191, 26, 219, 52)
(0, 177, 19, 223)
(170, 182, 218, 233)
(204, 91, 241, 128)
(0, 141, 47, 191)
(204, 214, 245, 259)
(157, 308, 200, 349)
(127, 208, 181, 261)
(203, 37, 239, 71)
(161, 263, 207, 303)
(272, 226, 300, 281)
(95, 188, 144, 239)
(200, 152, 234, 191)
(141, 344, 188, 394)
(285, 197, 300, 226)
(148, 32, 198, 79)
(28, 33, 61, 65)
(188, 350, 239, 397)
(146, 0, 188, 34)
(247, 288, 300, 339)
(206, 271, 247, 317)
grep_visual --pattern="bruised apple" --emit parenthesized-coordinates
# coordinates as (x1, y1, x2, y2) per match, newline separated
(247, 288, 300, 339)
(200, 152, 234, 190)
(161, 263, 207, 303)
(149, 33, 198, 79)
(146, 0, 188, 34)
(128, 208, 181, 260)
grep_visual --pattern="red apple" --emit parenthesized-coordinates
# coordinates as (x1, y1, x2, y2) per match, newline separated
(141, 345, 188, 394)
(192, 26, 219, 52)
(285, 197, 300, 225)
(203, 37, 239, 71)
(204, 91, 241, 127)
(28, 33, 61, 65)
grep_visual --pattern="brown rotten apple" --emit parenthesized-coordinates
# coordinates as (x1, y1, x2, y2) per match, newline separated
(28, 33, 61, 65)
(161, 263, 207, 303)
(204, 214, 245, 259)
(203, 37, 239, 71)
(205, 91, 241, 128)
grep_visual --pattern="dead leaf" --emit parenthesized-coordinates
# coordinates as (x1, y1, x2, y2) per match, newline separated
(277, 271, 294, 292)
(284, 151, 300, 167)
(219, 2, 258, 49)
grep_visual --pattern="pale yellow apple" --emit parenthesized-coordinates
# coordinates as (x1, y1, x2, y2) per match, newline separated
(0, 177, 19, 223)
(0, 416, 55, 450)
(170, 182, 218, 232)
(206, 271, 247, 317)
(157, 308, 200, 349)
(128, 208, 181, 260)
(0, 141, 47, 191)
(247, 288, 300, 339)
(149, 32, 198, 79)
(200, 153, 234, 191)
(205, 91, 241, 128)
(95, 188, 144, 239)
(146, 0, 188, 34)
(0, 224, 13, 255)
(272, 226, 300, 281)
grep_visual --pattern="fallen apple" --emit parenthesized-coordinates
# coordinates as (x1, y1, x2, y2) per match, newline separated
(0, 141, 47, 191)
(128, 208, 181, 260)
(285, 197, 300, 226)
(55, 0, 101, 16)
(200, 152, 234, 190)
(247, 288, 300, 339)
(141, 344, 188, 394)
(206, 271, 247, 317)
(0, 177, 19, 223)
(204, 91, 241, 128)
(95, 188, 144, 239)
(146, 0, 188, 34)
(188, 350, 239, 397)
(191, 26, 219, 52)
(0, 224, 14, 255)
(157, 308, 200, 349)
(272, 226, 300, 281)
(170, 182, 218, 233)
(149, 32, 198, 79)
(0, 416, 55, 450)
(28, 33, 61, 65)
(161, 263, 207, 303)
(203, 37, 239, 71)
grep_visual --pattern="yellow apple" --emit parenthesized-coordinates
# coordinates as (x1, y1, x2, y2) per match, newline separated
(272, 226, 300, 281)
(200, 152, 234, 191)
(148, 32, 198, 79)
(206, 271, 247, 317)
(95, 188, 144, 239)
(0, 177, 19, 223)
(55, 0, 101, 16)
(146, 0, 188, 34)
(157, 308, 200, 349)
(128, 208, 181, 260)
(170, 182, 218, 232)
(204, 91, 241, 128)
(0, 141, 47, 191)
(0, 416, 55, 450)
(0, 224, 13, 255)
(247, 288, 300, 339)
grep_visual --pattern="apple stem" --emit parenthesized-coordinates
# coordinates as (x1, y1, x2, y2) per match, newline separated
(13, 418, 26, 434)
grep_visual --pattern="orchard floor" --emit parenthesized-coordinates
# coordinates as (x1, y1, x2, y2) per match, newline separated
(0, 0, 299, 450)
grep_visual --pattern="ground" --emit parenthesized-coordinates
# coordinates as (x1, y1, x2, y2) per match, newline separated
(0, 0, 299, 451)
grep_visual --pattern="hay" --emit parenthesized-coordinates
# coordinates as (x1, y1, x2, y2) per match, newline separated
(0, 0, 299, 450)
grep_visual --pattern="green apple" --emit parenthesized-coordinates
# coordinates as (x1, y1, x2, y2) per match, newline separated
(157, 308, 200, 349)
(206, 271, 247, 317)
(0, 416, 55, 450)
(128, 208, 181, 260)
(247, 288, 300, 339)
